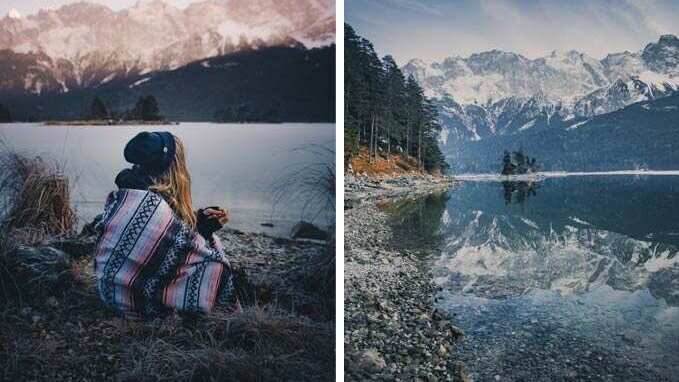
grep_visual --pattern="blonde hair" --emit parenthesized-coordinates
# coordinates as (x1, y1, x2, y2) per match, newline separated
(149, 136, 196, 228)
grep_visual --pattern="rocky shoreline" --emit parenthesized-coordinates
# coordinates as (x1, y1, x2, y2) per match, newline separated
(345, 173, 456, 206)
(216, 227, 334, 319)
(44, 120, 177, 126)
(18, 224, 333, 318)
(344, 174, 467, 381)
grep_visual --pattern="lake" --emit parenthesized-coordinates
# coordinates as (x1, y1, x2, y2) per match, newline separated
(386, 176, 679, 381)
(0, 122, 335, 237)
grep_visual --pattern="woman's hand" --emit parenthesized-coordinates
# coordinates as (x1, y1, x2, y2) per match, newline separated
(196, 207, 229, 240)
(203, 207, 229, 225)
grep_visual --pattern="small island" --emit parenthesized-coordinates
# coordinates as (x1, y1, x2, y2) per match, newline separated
(45, 95, 176, 126)
(501, 149, 539, 175)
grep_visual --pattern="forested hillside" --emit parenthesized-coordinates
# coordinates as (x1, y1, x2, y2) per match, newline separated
(1, 46, 335, 123)
(449, 92, 679, 173)
(344, 24, 447, 174)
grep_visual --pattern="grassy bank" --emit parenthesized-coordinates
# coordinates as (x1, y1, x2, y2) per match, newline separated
(348, 147, 447, 179)
(0, 151, 335, 381)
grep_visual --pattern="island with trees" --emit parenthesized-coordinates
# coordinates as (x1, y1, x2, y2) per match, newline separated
(45, 95, 175, 126)
(501, 149, 539, 175)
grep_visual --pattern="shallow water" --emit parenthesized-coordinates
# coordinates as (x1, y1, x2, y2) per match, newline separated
(0, 122, 334, 236)
(387, 176, 679, 381)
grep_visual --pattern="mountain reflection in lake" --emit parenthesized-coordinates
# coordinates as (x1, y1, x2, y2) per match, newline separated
(388, 176, 679, 381)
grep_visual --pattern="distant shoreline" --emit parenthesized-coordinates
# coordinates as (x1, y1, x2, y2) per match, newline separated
(454, 170, 679, 180)
(44, 120, 178, 126)
(28, 120, 333, 126)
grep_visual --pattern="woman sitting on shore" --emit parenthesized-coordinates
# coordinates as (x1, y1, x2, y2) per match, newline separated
(93, 131, 240, 318)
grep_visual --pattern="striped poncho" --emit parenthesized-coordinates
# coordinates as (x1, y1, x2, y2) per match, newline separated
(93, 189, 236, 318)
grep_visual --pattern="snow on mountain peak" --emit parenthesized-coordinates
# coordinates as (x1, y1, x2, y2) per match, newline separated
(0, 0, 334, 95)
(0, 0, 334, 70)
(218, 19, 280, 42)
(134, 0, 168, 8)
(636, 70, 678, 90)
(406, 35, 679, 107)
(407, 58, 428, 68)
(406, 35, 679, 144)
(7, 8, 21, 19)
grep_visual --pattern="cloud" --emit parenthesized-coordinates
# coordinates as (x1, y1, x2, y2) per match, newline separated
(347, 0, 679, 64)
(624, 0, 679, 36)
(379, 0, 443, 15)
(478, 0, 524, 22)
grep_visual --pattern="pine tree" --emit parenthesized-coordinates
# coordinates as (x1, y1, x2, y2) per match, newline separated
(90, 96, 108, 120)
(382, 55, 406, 159)
(141, 95, 161, 121)
(344, 24, 449, 174)
(502, 151, 513, 175)
(128, 95, 163, 121)
(0, 103, 11, 123)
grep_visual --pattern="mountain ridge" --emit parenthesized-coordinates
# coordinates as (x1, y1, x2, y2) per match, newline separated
(446, 91, 679, 173)
(0, 44, 336, 123)
(0, 0, 335, 94)
(402, 35, 679, 155)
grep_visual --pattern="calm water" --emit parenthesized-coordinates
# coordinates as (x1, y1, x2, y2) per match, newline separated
(387, 176, 679, 381)
(0, 122, 335, 236)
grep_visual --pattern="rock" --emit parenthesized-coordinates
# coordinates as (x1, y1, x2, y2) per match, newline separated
(13, 245, 70, 276)
(438, 344, 448, 357)
(360, 349, 387, 370)
(448, 324, 465, 340)
(290, 220, 329, 241)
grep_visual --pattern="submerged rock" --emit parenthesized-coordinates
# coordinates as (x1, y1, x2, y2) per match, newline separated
(290, 221, 329, 241)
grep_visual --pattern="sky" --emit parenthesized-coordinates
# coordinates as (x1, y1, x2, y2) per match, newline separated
(346, 0, 679, 64)
(1, 0, 199, 17)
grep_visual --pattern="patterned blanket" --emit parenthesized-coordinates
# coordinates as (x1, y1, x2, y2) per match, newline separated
(93, 189, 236, 318)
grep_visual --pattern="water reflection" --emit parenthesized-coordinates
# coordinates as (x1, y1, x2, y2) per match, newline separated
(381, 192, 449, 253)
(393, 176, 679, 380)
(436, 177, 679, 302)
(501, 181, 539, 205)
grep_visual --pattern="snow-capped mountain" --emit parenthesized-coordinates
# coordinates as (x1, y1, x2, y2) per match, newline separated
(403, 35, 679, 145)
(447, 92, 679, 173)
(573, 73, 677, 117)
(0, 0, 335, 94)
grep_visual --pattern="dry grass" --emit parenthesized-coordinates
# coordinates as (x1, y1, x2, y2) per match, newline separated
(271, 144, 336, 317)
(117, 307, 334, 381)
(1, 295, 335, 381)
(271, 144, 335, 230)
(0, 151, 77, 305)
(0, 153, 76, 242)
(350, 147, 421, 178)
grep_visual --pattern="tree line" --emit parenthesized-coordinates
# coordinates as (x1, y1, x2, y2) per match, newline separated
(213, 103, 282, 123)
(0, 103, 11, 123)
(344, 24, 448, 173)
(89, 95, 163, 121)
